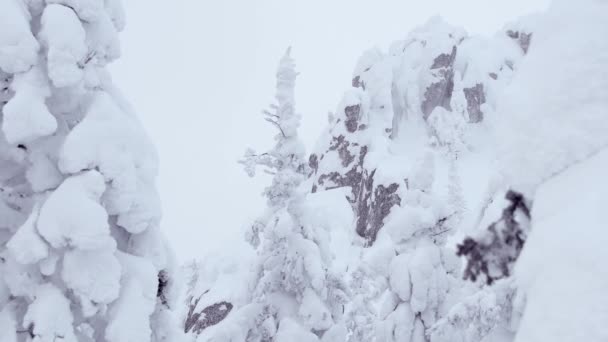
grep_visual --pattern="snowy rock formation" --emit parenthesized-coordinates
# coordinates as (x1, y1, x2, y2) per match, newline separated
(185, 1, 608, 341)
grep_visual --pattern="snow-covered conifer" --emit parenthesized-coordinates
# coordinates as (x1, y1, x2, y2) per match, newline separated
(0, 1, 181, 341)
(241, 48, 347, 342)
(186, 49, 348, 342)
(239, 47, 306, 210)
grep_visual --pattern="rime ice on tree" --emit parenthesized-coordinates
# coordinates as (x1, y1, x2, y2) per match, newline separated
(0, 1, 181, 341)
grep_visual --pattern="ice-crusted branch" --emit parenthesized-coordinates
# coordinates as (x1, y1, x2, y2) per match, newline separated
(457, 190, 531, 285)
(239, 47, 306, 207)
(429, 279, 521, 342)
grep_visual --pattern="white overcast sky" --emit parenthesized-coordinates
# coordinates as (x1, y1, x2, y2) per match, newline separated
(111, 0, 550, 262)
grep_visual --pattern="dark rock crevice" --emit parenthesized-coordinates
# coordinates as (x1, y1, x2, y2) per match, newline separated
(184, 296, 234, 335)
(422, 46, 457, 119)
(463, 83, 486, 123)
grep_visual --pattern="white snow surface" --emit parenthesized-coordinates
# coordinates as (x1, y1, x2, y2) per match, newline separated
(37, 171, 113, 250)
(0, 0, 39, 73)
(39, 4, 88, 87)
(23, 284, 78, 342)
(494, 0, 608, 195)
(515, 148, 608, 342)
(2, 66, 57, 144)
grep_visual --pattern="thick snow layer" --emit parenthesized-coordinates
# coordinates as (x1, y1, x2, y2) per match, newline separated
(23, 284, 77, 342)
(106, 277, 154, 342)
(25, 133, 65, 192)
(515, 148, 608, 342)
(104, 0, 127, 31)
(46, 0, 105, 22)
(430, 279, 519, 342)
(7, 204, 48, 265)
(0, 253, 43, 298)
(0, 0, 175, 340)
(187, 251, 255, 318)
(37, 171, 115, 250)
(62, 249, 121, 316)
(299, 288, 333, 331)
(494, 0, 608, 195)
(2, 66, 57, 144)
(0, 305, 18, 342)
(83, 11, 122, 64)
(389, 254, 412, 301)
(60, 91, 159, 233)
(300, 187, 355, 271)
(106, 252, 158, 342)
(39, 4, 87, 87)
(275, 318, 319, 342)
(0, 0, 39, 73)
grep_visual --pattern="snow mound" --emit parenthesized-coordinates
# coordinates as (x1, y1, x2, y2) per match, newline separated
(494, 0, 608, 195)
(515, 148, 608, 342)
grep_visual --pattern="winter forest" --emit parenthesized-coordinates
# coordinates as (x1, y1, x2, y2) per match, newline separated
(0, 0, 607, 341)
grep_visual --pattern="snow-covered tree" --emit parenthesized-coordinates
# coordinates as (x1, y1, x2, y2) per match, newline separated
(457, 190, 530, 285)
(429, 190, 530, 342)
(240, 48, 348, 342)
(240, 47, 306, 210)
(185, 49, 348, 342)
(0, 1, 181, 341)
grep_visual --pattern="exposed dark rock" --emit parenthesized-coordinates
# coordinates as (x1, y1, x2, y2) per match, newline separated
(352, 75, 362, 88)
(344, 105, 361, 133)
(355, 173, 401, 245)
(185, 297, 234, 334)
(431, 46, 457, 69)
(519, 33, 532, 54)
(506, 30, 532, 54)
(157, 270, 170, 307)
(0, 71, 13, 110)
(308, 154, 319, 177)
(488, 72, 498, 80)
(422, 46, 457, 119)
(463, 83, 486, 123)
(329, 135, 355, 167)
(316, 145, 366, 200)
(506, 30, 519, 39)
(354, 171, 374, 239)
(310, 90, 404, 246)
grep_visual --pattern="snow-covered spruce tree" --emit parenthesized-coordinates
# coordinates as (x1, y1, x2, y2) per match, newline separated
(185, 49, 348, 342)
(241, 48, 348, 342)
(0, 1, 181, 341)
